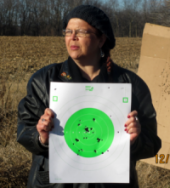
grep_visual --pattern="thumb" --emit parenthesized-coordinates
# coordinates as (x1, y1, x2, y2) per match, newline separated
(44, 108, 54, 118)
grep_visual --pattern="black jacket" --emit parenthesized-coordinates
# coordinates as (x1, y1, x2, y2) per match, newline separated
(17, 57, 161, 188)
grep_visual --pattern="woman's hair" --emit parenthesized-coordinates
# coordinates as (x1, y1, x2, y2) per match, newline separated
(102, 41, 112, 73)
(96, 30, 113, 75)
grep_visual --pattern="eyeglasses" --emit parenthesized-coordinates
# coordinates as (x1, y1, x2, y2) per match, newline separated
(62, 29, 96, 37)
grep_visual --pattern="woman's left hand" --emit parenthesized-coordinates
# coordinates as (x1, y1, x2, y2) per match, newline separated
(125, 110, 141, 145)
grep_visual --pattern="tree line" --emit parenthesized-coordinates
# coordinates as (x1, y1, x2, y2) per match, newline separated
(0, 0, 169, 37)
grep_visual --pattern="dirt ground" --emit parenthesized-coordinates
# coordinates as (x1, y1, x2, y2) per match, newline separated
(0, 37, 170, 188)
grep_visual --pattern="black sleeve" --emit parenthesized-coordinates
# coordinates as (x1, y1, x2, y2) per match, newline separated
(129, 73, 161, 161)
(17, 67, 49, 155)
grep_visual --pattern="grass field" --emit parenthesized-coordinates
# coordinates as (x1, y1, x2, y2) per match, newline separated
(0, 36, 170, 188)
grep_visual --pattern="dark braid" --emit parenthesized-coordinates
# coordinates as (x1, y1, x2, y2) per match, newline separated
(96, 29, 113, 76)
(101, 41, 113, 75)
(101, 40, 114, 82)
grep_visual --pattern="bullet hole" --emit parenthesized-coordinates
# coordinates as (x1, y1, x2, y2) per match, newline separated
(78, 124, 81, 126)
(107, 150, 109, 152)
(73, 143, 74, 145)
(92, 132, 94, 134)
(110, 115, 112, 117)
(108, 87, 110, 89)
(93, 118, 95, 121)
(75, 139, 79, 142)
(90, 128, 93, 130)
(81, 149, 83, 151)
(83, 137, 85, 139)
(97, 138, 102, 142)
(78, 150, 80, 152)
(85, 127, 90, 133)
(54, 88, 56, 90)
(77, 154, 79, 156)
(94, 150, 97, 153)
(102, 152, 104, 154)
(117, 131, 119, 133)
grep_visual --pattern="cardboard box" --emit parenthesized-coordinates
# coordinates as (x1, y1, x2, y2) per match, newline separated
(138, 23, 170, 169)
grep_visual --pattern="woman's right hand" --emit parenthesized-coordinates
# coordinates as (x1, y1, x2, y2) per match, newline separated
(36, 108, 54, 145)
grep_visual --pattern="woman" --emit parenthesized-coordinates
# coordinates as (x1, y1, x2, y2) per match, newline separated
(17, 5, 161, 188)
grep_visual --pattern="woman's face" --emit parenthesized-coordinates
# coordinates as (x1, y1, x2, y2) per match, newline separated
(65, 18, 106, 61)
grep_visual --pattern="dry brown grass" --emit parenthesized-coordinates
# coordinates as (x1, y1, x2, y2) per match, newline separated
(0, 36, 169, 188)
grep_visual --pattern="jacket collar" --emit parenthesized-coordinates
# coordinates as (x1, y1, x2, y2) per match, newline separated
(58, 57, 109, 82)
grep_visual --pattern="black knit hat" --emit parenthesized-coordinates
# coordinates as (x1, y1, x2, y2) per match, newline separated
(63, 5, 115, 49)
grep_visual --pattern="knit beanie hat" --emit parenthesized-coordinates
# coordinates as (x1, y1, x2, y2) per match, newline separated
(63, 5, 115, 49)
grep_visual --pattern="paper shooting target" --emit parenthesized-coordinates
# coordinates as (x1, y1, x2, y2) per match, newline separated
(49, 83, 131, 183)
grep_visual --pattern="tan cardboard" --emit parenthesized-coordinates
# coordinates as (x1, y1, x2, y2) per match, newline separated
(138, 23, 170, 169)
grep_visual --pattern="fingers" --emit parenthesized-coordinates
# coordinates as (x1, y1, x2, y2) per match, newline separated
(127, 110, 138, 118)
(125, 110, 141, 145)
(125, 110, 138, 128)
(40, 114, 52, 123)
(37, 120, 54, 144)
(125, 120, 141, 134)
(44, 108, 54, 118)
(126, 123, 140, 134)
(125, 116, 137, 126)
(36, 108, 55, 144)
(38, 116, 54, 131)
(38, 120, 54, 132)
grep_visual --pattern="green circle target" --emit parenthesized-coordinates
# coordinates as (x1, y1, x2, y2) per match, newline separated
(64, 108, 114, 158)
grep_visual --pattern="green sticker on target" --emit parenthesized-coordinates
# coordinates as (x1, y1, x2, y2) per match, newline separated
(123, 97, 128, 103)
(53, 96, 58, 102)
(64, 108, 114, 158)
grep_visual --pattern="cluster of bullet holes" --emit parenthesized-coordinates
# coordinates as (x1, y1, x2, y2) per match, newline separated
(69, 117, 112, 156)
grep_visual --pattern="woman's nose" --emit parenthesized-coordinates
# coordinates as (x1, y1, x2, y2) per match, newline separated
(70, 31, 78, 40)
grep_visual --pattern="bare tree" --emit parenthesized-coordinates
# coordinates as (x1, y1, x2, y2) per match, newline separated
(151, 0, 170, 26)
(0, 0, 169, 36)
(122, 0, 142, 37)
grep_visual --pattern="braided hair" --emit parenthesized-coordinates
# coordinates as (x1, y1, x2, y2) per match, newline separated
(96, 30, 113, 76)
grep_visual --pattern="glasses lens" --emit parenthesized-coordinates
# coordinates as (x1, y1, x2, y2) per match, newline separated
(76, 30, 87, 37)
(63, 30, 72, 36)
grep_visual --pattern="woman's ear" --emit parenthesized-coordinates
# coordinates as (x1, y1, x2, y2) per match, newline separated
(99, 34, 107, 48)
